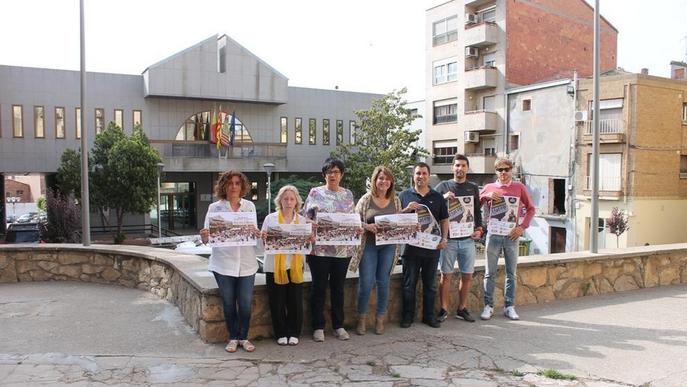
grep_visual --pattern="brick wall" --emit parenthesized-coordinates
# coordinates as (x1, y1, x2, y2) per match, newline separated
(4, 179, 32, 203)
(506, 0, 617, 85)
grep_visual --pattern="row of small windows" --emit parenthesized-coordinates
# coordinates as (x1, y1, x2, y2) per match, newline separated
(280, 118, 357, 146)
(2, 105, 141, 139)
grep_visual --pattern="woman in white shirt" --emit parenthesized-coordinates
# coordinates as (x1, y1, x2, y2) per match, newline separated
(200, 170, 258, 353)
(261, 185, 312, 346)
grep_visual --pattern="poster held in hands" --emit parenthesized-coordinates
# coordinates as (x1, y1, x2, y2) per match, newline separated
(374, 213, 418, 245)
(315, 212, 361, 246)
(448, 196, 475, 238)
(264, 223, 312, 254)
(487, 195, 519, 236)
(208, 212, 258, 247)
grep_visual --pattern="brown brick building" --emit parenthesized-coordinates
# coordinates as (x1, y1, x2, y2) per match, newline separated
(575, 73, 687, 248)
(4, 179, 31, 203)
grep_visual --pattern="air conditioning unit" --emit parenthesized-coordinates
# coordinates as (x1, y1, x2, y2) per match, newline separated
(465, 13, 478, 24)
(574, 110, 588, 122)
(464, 131, 479, 143)
(465, 47, 479, 58)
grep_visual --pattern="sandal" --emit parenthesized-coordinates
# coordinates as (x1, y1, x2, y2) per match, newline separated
(240, 340, 255, 352)
(225, 340, 239, 353)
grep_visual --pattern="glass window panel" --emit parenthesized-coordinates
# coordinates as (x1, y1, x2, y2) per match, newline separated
(34, 106, 44, 138)
(295, 117, 302, 144)
(12, 105, 23, 137)
(323, 119, 330, 145)
(133, 110, 142, 129)
(336, 120, 343, 145)
(309, 118, 316, 145)
(95, 108, 104, 134)
(114, 109, 123, 129)
(76, 107, 81, 139)
(55, 107, 65, 138)
(280, 117, 288, 144)
(349, 121, 356, 145)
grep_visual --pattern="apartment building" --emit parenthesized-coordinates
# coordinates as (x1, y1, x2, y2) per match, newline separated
(0, 34, 379, 234)
(575, 73, 687, 249)
(425, 0, 617, 183)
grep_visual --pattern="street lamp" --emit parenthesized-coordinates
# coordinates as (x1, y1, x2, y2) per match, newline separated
(6, 196, 20, 219)
(263, 162, 275, 214)
(156, 162, 165, 238)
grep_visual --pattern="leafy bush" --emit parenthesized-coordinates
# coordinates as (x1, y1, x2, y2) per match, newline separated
(39, 189, 81, 243)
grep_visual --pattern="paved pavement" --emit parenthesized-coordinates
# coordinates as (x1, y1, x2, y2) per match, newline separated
(1, 281, 686, 386)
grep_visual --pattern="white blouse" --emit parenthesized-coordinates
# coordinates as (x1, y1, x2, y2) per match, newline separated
(260, 212, 309, 273)
(204, 199, 258, 277)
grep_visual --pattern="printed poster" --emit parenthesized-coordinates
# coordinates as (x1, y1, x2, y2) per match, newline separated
(487, 195, 520, 236)
(207, 212, 258, 247)
(448, 196, 475, 239)
(374, 213, 418, 246)
(408, 204, 442, 250)
(316, 212, 361, 246)
(264, 223, 313, 255)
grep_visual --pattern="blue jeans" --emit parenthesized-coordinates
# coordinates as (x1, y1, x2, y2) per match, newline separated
(483, 235, 519, 307)
(440, 238, 476, 274)
(213, 272, 255, 340)
(357, 243, 396, 315)
(402, 254, 440, 322)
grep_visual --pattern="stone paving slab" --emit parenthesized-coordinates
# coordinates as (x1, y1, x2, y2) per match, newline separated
(1, 281, 686, 386)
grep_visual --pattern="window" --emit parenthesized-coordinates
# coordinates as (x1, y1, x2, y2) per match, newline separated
(478, 7, 496, 22)
(483, 52, 496, 68)
(522, 99, 531, 111)
(55, 107, 65, 138)
(509, 134, 519, 151)
(349, 121, 356, 145)
(217, 36, 227, 73)
(280, 117, 288, 144)
(682, 103, 687, 123)
(680, 155, 687, 178)
(176, 111, 210, 141)
(550, 178, 566, 215)
(482, 95, 495, 111)
(323, 119, 330, 145)
(674, 68, 685, 79)
(309, 118, 316, 145)
(432, 140, 457, 164)
(251, 182, 258, 201)
(114, 109, 123, 129)
(587, 153, 621, 191)
(432, 16, 458, 46)
(294, 118, 302, 144)
(34, 106, 45, 138)
(483, 137, 496, 156)
(75, 107, 81, 139)
(433, 60, 458, 85)
(336, 120, 344, 145)
(409, 108, 419, 119)
(133, 110, 142, 129)
(433, 99, 457, 124)
(549, 226, 566, 254)
(12, 105, 23, 137)
(95, 108, 104, 134)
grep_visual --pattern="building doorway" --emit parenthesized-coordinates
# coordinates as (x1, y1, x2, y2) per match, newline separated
(157, 182, 196, 233)
(549, 226, 566, 253)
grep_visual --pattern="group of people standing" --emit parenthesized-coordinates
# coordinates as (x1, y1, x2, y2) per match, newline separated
(200, 154, 534, 353)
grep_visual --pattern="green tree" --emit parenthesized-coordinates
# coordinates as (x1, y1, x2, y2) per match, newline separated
(55, 122, 162, 242)
(36, 196, 47, 212)
(56, 149, 83, 198)
(331, 88, 427, 199)
(255, 174, 321, 221)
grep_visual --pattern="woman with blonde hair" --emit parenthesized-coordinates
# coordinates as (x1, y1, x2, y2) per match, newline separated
(350, 166, 402, 335)
(200, 170, 258, 353)
(260, 185, 311, 346)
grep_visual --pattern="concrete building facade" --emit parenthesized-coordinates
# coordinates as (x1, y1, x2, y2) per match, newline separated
(0, 34, 380, 235)
(425, 0, 617, 184)
(575, 73, 687, 249)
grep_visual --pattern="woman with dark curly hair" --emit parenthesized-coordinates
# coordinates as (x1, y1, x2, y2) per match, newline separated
(200, 170, 258, 353)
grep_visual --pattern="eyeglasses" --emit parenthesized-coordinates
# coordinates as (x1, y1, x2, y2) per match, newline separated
(325, 170, 342, 176)
(495, 168, 511, 172)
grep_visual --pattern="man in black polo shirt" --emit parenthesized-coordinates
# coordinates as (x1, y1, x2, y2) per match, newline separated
(399, 162, 449, 328)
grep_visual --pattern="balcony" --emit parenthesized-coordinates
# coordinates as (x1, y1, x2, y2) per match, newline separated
(581, 119, 625, 143)
(150, 141, 287, 172)
(464, 67, 498, 90)
(465, 153, 497, 174)
(463, 110, 498, 132)
(465, 0, 495, 7)
(585, 175, 623, 198)
(464, 22, 499, 47)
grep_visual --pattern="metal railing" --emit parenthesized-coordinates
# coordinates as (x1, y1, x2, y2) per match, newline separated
(149, 141, 287, 159)
(585, 119, 624, 135)
(586, 175, 621, 191)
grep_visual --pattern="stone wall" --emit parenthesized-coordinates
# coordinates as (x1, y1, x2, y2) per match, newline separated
(1, 244, 686, 344)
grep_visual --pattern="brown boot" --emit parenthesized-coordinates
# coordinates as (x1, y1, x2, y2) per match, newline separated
(375, 314, 385, 335)
(356, 314, 367, 335)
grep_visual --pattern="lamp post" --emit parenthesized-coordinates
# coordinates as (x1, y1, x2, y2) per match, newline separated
(263, 162, 275, 214)
(156, 163, 165, 238)
(6, 197, 20, 219)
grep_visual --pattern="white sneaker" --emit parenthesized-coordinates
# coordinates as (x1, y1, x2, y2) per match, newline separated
(288, 337, 299, 346)
(277, 337, 288, 345)
(504, 306, 520, 320)
(313, 329, 325, 342)
(480, 305, 494, 320)
(334, 327, 350, 341)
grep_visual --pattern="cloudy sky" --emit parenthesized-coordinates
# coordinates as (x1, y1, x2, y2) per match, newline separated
(0, 0, 685, 101)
